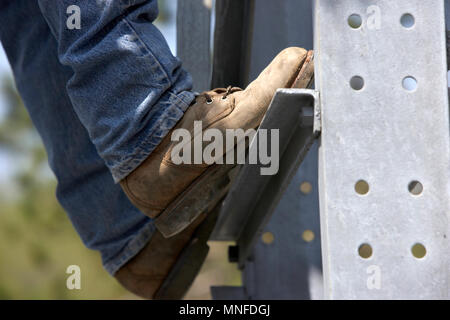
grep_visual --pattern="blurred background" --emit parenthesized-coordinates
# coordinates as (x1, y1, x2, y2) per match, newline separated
(0, 0, 240, 299)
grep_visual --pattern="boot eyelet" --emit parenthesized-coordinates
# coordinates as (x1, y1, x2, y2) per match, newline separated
(206, 99, 213, 105)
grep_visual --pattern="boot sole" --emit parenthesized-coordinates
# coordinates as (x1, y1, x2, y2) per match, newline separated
(154, 163, 238, 238)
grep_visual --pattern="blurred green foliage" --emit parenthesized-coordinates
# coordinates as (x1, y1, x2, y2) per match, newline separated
(156, 0, 172, 23)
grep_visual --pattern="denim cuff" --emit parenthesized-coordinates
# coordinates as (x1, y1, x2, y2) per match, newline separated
(110, 90, 195, 183)
(103, 220, 156, 275)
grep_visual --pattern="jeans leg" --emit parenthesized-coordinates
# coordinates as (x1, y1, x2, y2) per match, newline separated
(0, 0, 155, 275)
(37, 0, 196, 182)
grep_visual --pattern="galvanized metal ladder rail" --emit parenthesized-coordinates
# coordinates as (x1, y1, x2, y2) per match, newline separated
(177, 0, 450, 299)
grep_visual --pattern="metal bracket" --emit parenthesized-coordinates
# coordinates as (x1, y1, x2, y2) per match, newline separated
(211, 88, 321, 267)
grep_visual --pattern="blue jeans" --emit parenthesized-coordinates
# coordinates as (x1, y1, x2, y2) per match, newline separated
(0, 0, 195, 275)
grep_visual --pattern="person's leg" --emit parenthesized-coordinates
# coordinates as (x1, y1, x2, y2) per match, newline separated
(2, 0, 312, 299)
(0, 0, 154, 276)
(37, 0, 195, 182)
(33, 0, 308, 232)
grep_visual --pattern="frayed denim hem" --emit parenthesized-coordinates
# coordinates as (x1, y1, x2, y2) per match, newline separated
(110, 90, 195, 183)
(103, 220, 156, 276)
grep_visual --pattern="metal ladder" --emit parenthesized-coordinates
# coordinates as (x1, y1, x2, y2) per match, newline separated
(177, 0, 450, 299)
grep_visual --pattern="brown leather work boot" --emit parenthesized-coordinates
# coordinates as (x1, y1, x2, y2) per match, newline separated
(115, 48, 315, 299)
(114, 205, 217, 300)
(120, 47, 309, 237)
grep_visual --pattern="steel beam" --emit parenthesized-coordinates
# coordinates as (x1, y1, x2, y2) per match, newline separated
(210, 0, 321, 300)
(176, 0, 211, 92)
(316, 0, 450, 299)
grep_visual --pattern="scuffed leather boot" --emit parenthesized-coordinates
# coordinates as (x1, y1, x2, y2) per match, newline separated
(114, 206, 216, 300)
(120, 47, 309, 237)
(115, 49, 315, 299)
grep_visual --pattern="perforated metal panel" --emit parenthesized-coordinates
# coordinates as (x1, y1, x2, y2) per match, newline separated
(316, 0, 450, 299)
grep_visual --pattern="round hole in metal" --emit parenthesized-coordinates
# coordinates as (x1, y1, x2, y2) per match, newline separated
(302, 230, 315, 243)
(358, 243, 373, 259)
(403, 76, 417, 91)
(350, 76, 365, 91)
(300, 181, 313, 195)
(408, 180, 423, 196)
(355, 180, 370, 195)
(401, 13, 415, 28)
(261, 232, 275, 245)
(412, 243, 426, 259)
(348, 14, 363, 29)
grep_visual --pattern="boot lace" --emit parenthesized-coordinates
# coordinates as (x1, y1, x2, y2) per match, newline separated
(202, 86, 241, 104)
